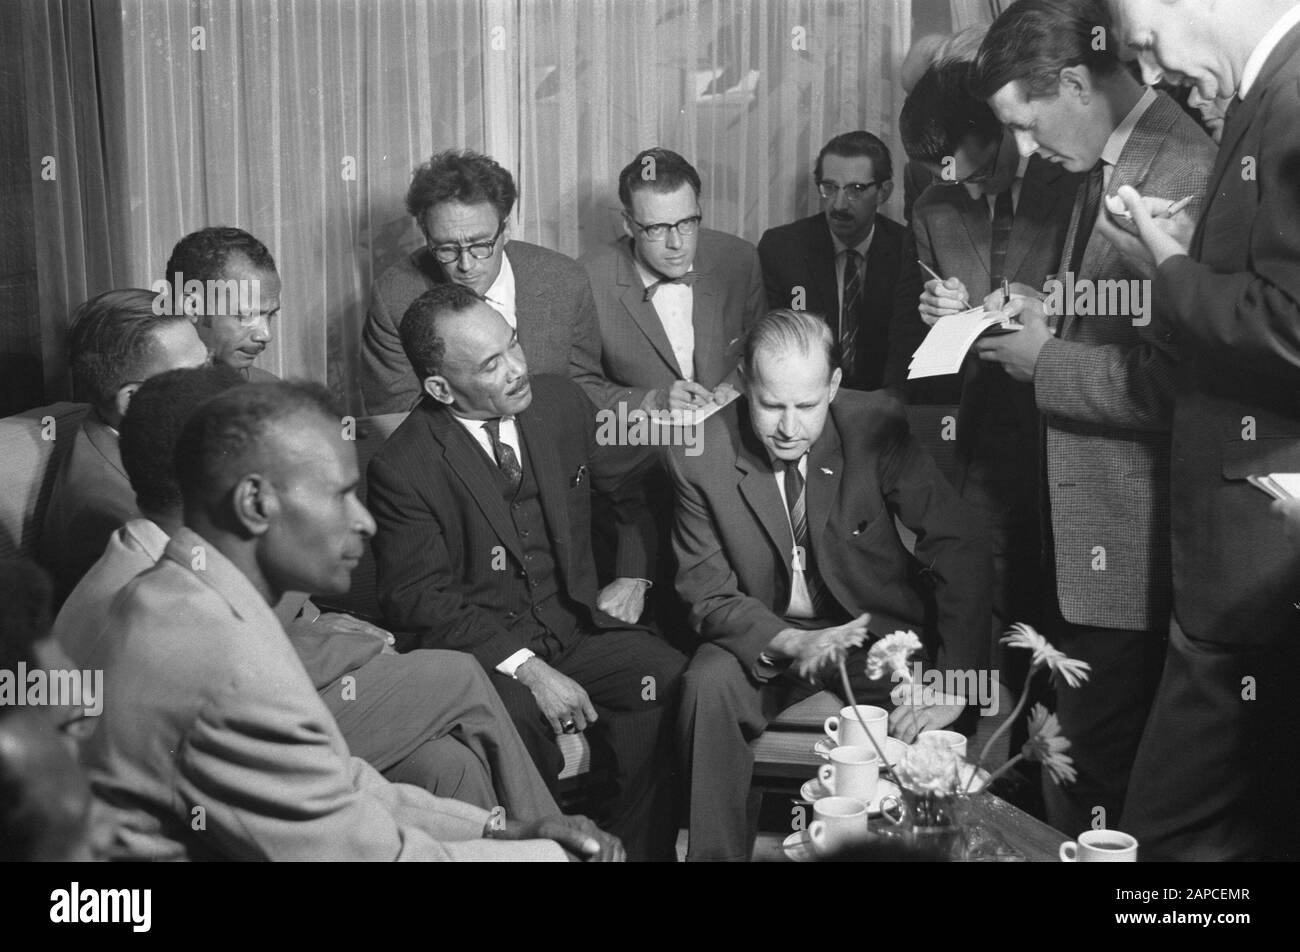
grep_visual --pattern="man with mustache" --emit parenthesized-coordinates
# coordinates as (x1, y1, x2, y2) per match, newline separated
(1099, 0, 1300, 861)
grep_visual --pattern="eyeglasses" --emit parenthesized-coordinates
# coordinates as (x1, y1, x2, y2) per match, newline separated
(428, 220, 506, 264)
(816, 180, 882, 202)
(942, 136, 1004, 187)
(625, 213, 702, 242)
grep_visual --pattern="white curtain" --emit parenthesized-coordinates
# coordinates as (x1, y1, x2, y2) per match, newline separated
(30, 0, 913, 412)
(948, 0, 1004, 31)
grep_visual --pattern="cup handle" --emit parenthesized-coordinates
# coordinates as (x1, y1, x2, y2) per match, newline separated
(808, 821, 826, 849)
(813, 739, 836, 760)
(876, 795, 906, 827)
(818, 764, 836, 794)
(823, 716, 840, 745)
(1059, 842, 1078, 863)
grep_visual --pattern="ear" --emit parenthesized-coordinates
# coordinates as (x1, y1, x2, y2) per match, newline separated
(828, 367, 843, 403)
(113, 383, 139, 423)
(1059, 65, 1091, 102)
(231, 473, 277, 537)
(423, 375, 454, 406)
(879, 179, 895, 205)
(620, 210, 635, 241)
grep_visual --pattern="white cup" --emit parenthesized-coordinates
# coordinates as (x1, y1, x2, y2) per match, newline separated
(823, 705, 888, 750)
(1060, 830, 1138, 863)
(817, 745, 880, 802)
(918, 729, 967, 759)
(807, 796, 870, 858)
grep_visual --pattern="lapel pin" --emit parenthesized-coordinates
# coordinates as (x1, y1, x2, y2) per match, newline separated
(820, 467, 834, 475)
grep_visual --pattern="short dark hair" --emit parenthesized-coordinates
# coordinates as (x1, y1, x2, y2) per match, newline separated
(617, 148, 702, 210)
(173, 381, 340, 515)
(163, 226, 277, 287)
(406, 150, 517, 234)
(399, 284, 487, 381)
(899, 60, 1003, 166)
(120, 365, 246, 517)
(66, 289, 193, 413)
(815, 131, 894, 184)
(973, 0, 1121, 101)
(741, 309, 837, 381)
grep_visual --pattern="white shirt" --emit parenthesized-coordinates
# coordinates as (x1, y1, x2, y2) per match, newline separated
(985, 154, 1030, 218)
(771, 453, 815, 620)
(451, 412, 533, 677)
(831, 226, 875, 315)
(483, 251, 518, 329)
(1101, 87, 1158, 191)
(1241, 3, 1300, 99)
(633, 256, 696, 381)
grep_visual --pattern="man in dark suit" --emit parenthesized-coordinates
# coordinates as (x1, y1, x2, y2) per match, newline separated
(896, 62, 1081, 784)
(39, 289, 209, 599)
(162, 227, 282, 383)
(1102, 0, 1300, 861)
(971, 0, 1217, 837)
(366, 284, 687, 861)
(580, 147, 764, 415)
(669, 309, 992, 861)
(759, 132, 907, 394)
(360, 149, 612, 415)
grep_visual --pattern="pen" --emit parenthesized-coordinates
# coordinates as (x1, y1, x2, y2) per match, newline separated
(919, 260, 944, 283)
(1162, 195, 1195, 217)
(1002, 278, 1010, 308)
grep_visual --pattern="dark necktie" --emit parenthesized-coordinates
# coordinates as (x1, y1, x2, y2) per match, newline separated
(482, 418, 522, 492)
(782, 459, 830, 616)
(1069, 160, 1106, 275)
(644, 272, 698, 302)
(989, 186, 1015, 288)
(840, 249, 863, 380)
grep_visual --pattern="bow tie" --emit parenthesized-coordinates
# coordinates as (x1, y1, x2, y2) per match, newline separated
(643, 272, 697, 301)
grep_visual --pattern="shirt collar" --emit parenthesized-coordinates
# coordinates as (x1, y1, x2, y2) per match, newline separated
(631, 251, 695, 289)
(483, 248, 516, 309)
(1101, 86, 1158, 168)
(451, 411, 515, 437)
(831, 222, 876, 259)
(1241, 3, 1300, 99)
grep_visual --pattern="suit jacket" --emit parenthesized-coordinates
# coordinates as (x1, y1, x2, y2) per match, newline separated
(1035, 91, 1216, 631)
(367, 375, 655, 670)
(667, 389, 991, 676)
(1156, 23, 1300, 646)
(80, 526, 563, 861)
(359, 240, 613, 415)
(39, 411, 136, 601)
(893, 156, 1082, 501)
(579, 229, 765, 410)
(758, 213, 907, 392)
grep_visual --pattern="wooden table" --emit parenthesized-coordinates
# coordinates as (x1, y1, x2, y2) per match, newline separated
(754, 791, 1069, 862)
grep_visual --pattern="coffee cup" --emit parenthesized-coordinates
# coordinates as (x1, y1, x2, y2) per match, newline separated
(823, 705, 887, 750)
(817, 745, 880, 802)
(918, 729, 967, 759)
(807, 796, 870, 858)
(1060, 830, 1138, 862)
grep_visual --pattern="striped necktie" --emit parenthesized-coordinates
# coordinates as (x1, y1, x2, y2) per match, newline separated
(482, 418, 522, 492)
(783, 459, 831, 616)
(840, 248, 863, 379)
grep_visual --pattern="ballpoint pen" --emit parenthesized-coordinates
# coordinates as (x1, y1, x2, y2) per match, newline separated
(918, 259, 944, 283)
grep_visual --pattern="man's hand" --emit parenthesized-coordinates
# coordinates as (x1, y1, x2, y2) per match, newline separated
(980, 282, 1044, 314)
(515, 658, 598, 734)
(768, 613, 872, 680)
(498, 814, 625, 862)
(710, 381, 739, 405)
(886, 699, 964, 743)
(1272, 498, 1300, 550)
(597, 577, 649, 624)
(919, 277, 971, 326)
(651, 379, 714, 411)
(318, 612, 395, 647)
(1094, 185, 1195, 279)
(973, 297, 1052, 383)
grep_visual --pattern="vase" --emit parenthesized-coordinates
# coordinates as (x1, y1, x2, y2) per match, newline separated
(896, 788, 967, 861)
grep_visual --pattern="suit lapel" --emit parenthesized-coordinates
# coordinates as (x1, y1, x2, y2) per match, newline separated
(505, 243, 546, 358)
(804, 218, 840, 331)
(735, 416, 795, 574)
(516, 400, 572, 556)
(690, 246, 723, 384)
(424, 404, 525, 565)
(806, 410, 844, 564)
(1005, 158, 1061, 282)
(615, 239, 683, 378)
(958, 193, 992, 292)
(83, 416, 128, 481)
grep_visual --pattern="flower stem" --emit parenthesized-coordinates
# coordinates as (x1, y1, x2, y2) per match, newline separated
(837, 659, 898, 785)
(976, 752, 1025, 792)
(967, 665, 1037, 793)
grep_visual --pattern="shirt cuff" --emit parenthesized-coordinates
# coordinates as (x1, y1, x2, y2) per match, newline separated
(496, 648, 536, 678)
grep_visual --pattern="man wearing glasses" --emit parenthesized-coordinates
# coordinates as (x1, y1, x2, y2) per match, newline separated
(758, 131, 907, 394)
(580, 147, 764, 416)
(361, 150, 611, 416)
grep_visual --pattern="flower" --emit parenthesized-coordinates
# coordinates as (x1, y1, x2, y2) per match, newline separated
(895, 737, 963, 794)
(1021, 704, 1077, 786)
(865, 630, 923, 682)
(1000, 623, 1092, 689)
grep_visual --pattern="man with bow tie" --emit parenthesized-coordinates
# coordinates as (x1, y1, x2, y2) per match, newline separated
(668, 308, 991, 861)
(366, 283, 687, 862)
(580, 147, 765, 416)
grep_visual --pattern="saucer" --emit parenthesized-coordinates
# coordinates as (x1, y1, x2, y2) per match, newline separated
(813, 736, 907, 767)
(799, 777, 901, 814)
(783, 830, 815, 863)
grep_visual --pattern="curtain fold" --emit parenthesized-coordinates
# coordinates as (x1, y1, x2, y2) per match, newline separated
(22, 0, 912, 412)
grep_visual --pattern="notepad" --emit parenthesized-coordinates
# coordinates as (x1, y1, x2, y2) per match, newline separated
(1247, 473, 1300, 501)
(907, 306, 1021, 380)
